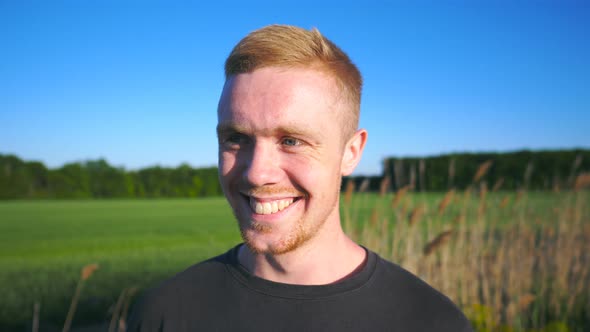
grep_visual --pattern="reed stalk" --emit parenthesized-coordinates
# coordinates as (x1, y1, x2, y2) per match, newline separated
(62, 263, 99, 332)
(32, 302, 40, 332)
(343, 185, 589, 330)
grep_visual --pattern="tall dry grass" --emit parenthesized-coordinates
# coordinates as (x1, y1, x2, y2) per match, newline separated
(343, 172, 590, 331)
(62, 263, 99, 332)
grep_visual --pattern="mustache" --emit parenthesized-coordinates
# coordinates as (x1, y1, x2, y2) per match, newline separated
(243, 186, 305, 197)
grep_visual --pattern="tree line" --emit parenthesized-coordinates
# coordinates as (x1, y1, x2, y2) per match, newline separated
(1, 149, 588, 199)
(379, 149, 590, 192)
(0, 154, 221, 199)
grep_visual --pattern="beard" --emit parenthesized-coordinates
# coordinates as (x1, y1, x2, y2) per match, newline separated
(239, 218, 310, 255)
(229, 178, 341, 256)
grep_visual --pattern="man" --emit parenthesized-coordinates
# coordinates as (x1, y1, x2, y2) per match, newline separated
(128, 25, 473, 331)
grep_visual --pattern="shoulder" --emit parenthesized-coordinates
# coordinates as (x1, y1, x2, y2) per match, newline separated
(126, 249, 235, 332)
(369, 253, 473, 331)
(146, 250, 230, 296)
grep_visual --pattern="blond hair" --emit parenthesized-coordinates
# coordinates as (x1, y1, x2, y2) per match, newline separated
(224, 25, 362, 139)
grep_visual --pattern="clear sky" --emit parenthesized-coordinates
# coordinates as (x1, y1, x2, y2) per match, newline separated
(1, 1, 589, 175)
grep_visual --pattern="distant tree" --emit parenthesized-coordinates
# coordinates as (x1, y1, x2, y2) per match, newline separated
(383, 150, 590, 191)
(4, 149, 587, 199)
(23, 161, 48, 197)
(0, 155, 29, 198)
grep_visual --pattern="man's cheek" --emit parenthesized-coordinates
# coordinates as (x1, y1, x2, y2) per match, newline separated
(219, 155, 235, 176)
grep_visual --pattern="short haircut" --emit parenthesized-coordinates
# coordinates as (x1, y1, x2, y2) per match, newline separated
(224, 25, 363, 140)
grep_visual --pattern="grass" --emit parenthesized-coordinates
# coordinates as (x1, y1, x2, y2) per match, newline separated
(344, 189, 590, 331)
(0, 198, 241, 331)
(1, 191, 589, 331)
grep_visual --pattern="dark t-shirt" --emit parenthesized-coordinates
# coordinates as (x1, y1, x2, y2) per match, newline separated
(127, 244, 473, 331)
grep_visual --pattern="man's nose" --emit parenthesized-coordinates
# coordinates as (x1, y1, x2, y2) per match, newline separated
(243, 142, 282, 187)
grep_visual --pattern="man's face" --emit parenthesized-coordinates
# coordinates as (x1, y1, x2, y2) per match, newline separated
(217, 67, 351, 255)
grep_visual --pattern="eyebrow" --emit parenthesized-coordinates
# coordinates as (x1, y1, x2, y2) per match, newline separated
(216, 122, 319, 140)
(216, 123, 241, 136)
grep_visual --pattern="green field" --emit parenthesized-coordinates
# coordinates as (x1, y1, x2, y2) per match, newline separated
(1, 192, 589, 331)
(0, 198, 241, 330)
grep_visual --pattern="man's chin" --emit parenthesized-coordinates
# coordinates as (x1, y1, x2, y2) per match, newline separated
(243, 241, 297, 256)
(240, 229, 280, 255)
(240, 228, 308, 256)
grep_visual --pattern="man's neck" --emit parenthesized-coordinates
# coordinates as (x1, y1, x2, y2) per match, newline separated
(237, 223, 366, 285)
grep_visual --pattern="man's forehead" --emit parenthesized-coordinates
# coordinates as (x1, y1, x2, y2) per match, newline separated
(220, 68, 344, 117)
(223, 67, 340, 100)
(216, 66, 352, 142)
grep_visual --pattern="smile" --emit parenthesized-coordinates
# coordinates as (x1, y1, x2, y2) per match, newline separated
(248, 196, 299, 215)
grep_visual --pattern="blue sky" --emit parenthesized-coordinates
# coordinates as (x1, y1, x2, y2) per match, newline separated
(1, 1, 589, 175)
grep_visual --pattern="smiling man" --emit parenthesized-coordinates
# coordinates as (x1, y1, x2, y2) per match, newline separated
(128, 25, 472, 332)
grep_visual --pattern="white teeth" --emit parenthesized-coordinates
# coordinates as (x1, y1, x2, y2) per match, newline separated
(263, 202, 271, 214)
(250, 197, 295, 215)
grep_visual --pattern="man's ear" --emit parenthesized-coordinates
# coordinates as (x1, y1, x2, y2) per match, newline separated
(341, 129, 368, 176)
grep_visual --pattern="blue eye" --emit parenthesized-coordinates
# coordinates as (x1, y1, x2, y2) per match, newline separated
(282, 137, 300, 146)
